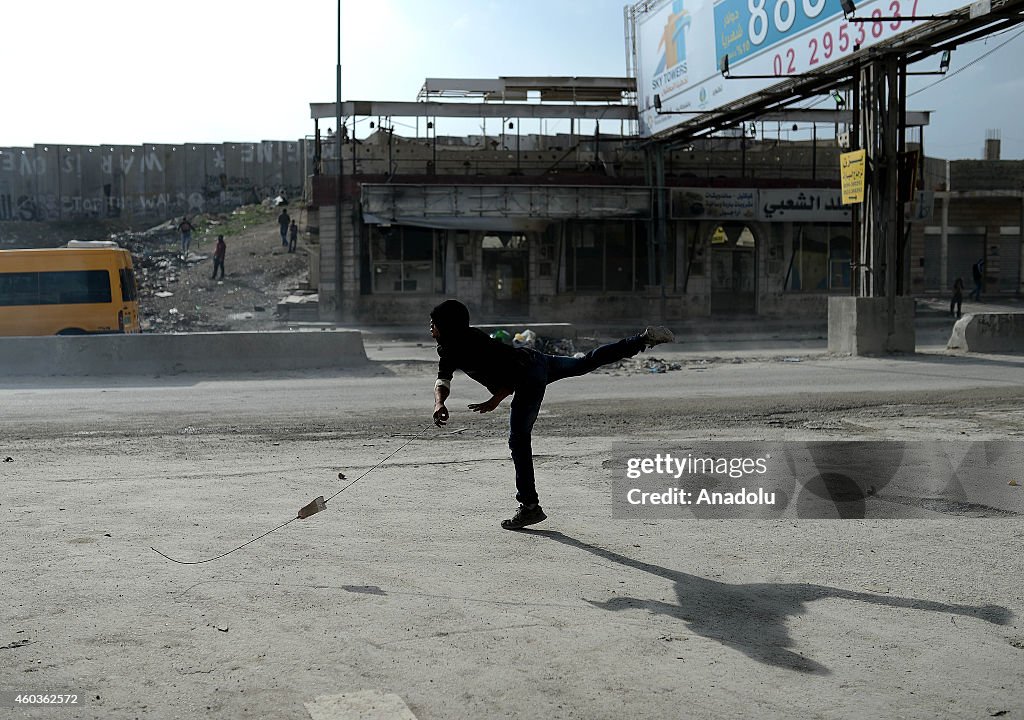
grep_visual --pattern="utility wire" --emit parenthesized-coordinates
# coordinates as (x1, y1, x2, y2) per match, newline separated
(907, 27, 1024, 98)
(792, 27, 1024, 111)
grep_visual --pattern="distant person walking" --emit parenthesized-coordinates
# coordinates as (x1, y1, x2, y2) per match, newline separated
(177, 216, 195, 260)
(950, 277, 964, 318)
(278, 209, 291, 248)
(212, 235, 226, 279)
(969, 258, 985, 301)
(288, 220, 298, 253)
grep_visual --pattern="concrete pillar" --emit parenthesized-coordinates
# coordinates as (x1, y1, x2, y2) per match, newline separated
(828, 296, 915, 355)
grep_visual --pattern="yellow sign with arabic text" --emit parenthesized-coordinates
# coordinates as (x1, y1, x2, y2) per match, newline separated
(840, 150, 867, 204)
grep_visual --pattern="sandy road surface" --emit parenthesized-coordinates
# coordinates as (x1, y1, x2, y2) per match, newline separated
(2, 352, 1024, 719)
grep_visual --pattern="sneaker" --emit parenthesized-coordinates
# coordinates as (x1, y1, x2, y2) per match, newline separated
(501, 504, 547, 530)
(642, 325, 675, 347)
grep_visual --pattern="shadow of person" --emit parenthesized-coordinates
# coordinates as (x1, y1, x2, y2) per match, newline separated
(525, 529, 1013, 675)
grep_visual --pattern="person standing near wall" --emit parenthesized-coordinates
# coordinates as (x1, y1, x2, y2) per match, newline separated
(212, 235, 226, 279)
(278, 209, 291, 248)
(950, 277, 964, 318)
(288, 220, 298, 253)
(177, 215, 195, 260)
(969, 258, 985, 301)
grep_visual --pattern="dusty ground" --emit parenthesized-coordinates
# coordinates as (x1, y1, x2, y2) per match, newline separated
(2, 350, 1023, 720)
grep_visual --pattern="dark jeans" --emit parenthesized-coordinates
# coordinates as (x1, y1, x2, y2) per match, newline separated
(288, 236, 297, 252)
(950, 294, 962, 318)
(212, 257, 224, 279)
(509, 333, 647, 506)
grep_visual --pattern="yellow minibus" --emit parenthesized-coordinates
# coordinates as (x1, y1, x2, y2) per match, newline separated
(0, 242, 141, 336)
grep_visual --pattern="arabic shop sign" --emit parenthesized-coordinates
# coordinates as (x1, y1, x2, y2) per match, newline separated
(759, 189, 850, 220)
(840, 149, 867, 204)
(672, 189, 757, 219)
(670, 188, 849, 221)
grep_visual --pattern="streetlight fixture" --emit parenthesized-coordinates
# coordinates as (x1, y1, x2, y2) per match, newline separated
(651, 93, 707, 115)
(906, 49, 954, 74)
(719, 55, 792, 79)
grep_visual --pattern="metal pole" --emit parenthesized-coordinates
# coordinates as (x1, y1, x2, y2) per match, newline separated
(335, 0, 343, 319)
(812, 124, 817, 181)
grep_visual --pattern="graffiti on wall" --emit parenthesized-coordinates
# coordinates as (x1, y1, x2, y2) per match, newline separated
(0, 140, 311, 223)
(0, 191, 211, 222)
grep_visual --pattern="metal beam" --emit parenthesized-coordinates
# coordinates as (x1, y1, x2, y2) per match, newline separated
(756, 109, 930, 126)
(310, 100, 637, 121)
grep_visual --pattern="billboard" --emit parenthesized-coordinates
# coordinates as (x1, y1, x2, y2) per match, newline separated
(633, 0, 969, 137)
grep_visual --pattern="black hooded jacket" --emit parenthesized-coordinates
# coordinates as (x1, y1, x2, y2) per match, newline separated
(431, 299, 533, 394)
(436, 327, 532, 395)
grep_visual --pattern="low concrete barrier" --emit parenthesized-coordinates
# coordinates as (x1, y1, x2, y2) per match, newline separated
(947, 313, 1024, 353)
(828, 296, 916, 355)
(0, 330, 367, 376)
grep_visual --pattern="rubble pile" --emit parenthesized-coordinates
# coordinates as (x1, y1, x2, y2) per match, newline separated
(596, 357, 684, 375)
(113, 219, 221, 332)
(106, 204, 309, 333)
(537, 336, 578, 356)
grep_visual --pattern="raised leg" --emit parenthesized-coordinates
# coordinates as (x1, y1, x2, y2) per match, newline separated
(545, 334, 647, 384)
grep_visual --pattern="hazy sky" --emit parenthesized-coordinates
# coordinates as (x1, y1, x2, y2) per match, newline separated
(2, 0, 1021, 159)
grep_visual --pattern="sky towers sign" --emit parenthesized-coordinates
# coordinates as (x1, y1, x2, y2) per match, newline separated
(631, 0, 972, 138)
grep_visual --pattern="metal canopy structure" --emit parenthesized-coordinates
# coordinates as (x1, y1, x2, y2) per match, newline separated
(309, 101, 931, 127)
(309, 99, 637, 121)
(417, 76, 636, 103)
(310, 76, 639, 123)
(646, 0, 1024, 146)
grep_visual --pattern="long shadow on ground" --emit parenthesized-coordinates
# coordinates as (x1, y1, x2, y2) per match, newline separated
(525, 529, 1013, 675)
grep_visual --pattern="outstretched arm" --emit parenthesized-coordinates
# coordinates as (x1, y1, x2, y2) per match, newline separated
(468, 388, 513, 414)
(433, 379, 451, 426)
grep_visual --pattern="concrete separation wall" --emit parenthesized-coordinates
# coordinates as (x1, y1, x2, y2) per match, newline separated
(0, 140, 313, 226)
(947, 313, 1024, 353)
(0, 330, 367, 376)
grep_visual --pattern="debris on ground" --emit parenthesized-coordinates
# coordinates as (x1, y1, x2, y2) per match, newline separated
(513, 329, 537, 348)
(596, 356, 684, 375)
(537, 336, 578, 355)
(109, 203, 312, 332)
(276, 292, 320, 322)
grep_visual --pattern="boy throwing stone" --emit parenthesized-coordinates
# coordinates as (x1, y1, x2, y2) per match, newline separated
(430, 299, 674, 530)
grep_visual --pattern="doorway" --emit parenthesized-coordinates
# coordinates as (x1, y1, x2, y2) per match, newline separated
(481, 233, 529, 318)
(710, 223, 757, 314)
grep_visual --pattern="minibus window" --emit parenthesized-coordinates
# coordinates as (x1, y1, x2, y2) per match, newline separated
(38, 271, 112, 305)
(119, 268, 138, 301)
(0, 273, 39, 306)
